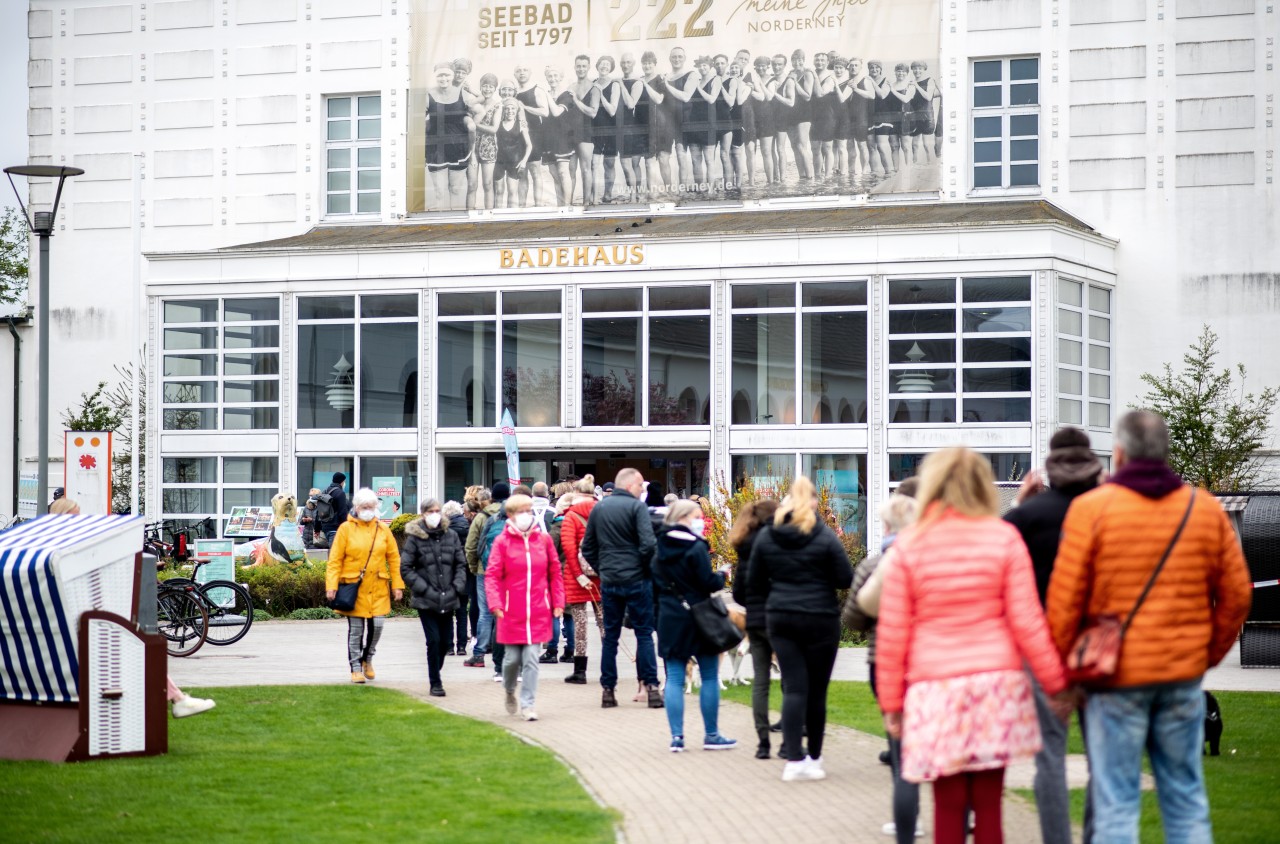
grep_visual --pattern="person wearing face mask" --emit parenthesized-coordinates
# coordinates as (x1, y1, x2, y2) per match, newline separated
(653, 500, 737, 752)
(326, 488, 404, 684)
(485, 494, 566, 721)
(401, 498, 468, 697)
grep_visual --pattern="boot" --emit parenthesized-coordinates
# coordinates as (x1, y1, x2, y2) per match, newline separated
(755, 728, 771, 760)
(538, 646, 558, 665)
(602, 687, 618, 708)
(646, 684, 664, 709)
(559, 644, 574, 663)
(564, 656, 588, 684)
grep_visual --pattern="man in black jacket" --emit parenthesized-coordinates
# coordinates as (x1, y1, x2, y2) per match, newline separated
(322, 472, 351, 542)
(579, 467, 660, 709)
(1004, 426, 1101, 844)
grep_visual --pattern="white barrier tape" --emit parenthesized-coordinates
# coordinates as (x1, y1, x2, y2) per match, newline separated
(1254, 579, 1278, 589)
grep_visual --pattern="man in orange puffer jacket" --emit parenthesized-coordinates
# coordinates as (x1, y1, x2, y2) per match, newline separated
(1047, 410, 1252, 844)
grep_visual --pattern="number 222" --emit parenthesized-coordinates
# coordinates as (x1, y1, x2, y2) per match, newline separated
(610, 0, 713, 41)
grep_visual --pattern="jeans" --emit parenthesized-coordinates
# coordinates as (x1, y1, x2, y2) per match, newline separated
(768, 610, 839, 761)
(599, 579, 659, 689)
(472, 573, 493, 657)
(502, 643, 541, 710)
(1085, 679, 1211, 844)
(417, 611, 452, 686)
(549, 613, 575, 650)
(664, 654, 721, 739)
(1032, 674, 1073, 844)
(747, 626, 774, 743)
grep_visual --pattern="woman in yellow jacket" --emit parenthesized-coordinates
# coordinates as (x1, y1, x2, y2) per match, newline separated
(326, 487, 405, 683)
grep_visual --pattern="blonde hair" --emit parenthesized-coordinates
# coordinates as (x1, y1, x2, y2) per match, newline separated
(916, 447, 999, 522)
(878, 494, 920, 534)
(774, 476, 818, 533)
(50, 497, 80, 515)
(665, 500, 702, 525)
(504, 493, 533, 514)
(574, 474, 596, 495)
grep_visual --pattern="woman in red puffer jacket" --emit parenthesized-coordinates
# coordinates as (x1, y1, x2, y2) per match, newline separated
(559, 475, 604, 683)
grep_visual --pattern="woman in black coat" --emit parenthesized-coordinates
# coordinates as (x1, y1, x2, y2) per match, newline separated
(652, 500, 737, 753)
(729, 497, 779, 759)
(401, 498, 467, 697)
(745, 476, 854, 781)
(444, 500, 473, 655)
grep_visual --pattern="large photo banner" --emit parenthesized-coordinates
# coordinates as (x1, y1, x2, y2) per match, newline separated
(409, 0, 940, 212)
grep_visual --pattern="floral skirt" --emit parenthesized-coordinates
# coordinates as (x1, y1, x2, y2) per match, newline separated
(901, 669, 1041, 783)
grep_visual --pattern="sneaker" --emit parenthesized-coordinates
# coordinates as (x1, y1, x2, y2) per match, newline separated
(782, 755, 827, 782)
(538, 650, 558, 664)
(429, 684, 446, 697)
(349, 672, 367, 685)
(670, 736, 685, 753)
(493, 673, 503, 683)
(602, 687, 618, 709)
(361, 660, 376, 680)
(879, 749, 892, 766)
(521, 708, 538, 721)
(505, 689, 518, 715)
(703, 734, 738, 751)
(172, 695, 216, 718)
(646, 684, 664, 709)
(454, 647, 468, 657)
(755, 742, 771, 760)
(463, 655, 486, 668)
(881, 822, 923, 838)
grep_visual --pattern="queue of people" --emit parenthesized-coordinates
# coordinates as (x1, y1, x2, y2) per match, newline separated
(321, 408, 1251, 843)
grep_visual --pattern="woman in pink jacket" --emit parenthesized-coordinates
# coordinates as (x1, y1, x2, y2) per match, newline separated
(875, 448, 1070, 844)
(487, 493, 566, 721)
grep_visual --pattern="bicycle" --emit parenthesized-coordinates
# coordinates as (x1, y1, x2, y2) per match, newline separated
(162, 557, 254, 646)
(156, 579, 209, 657)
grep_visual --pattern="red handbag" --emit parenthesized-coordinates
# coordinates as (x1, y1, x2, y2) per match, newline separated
(1066, 489, 1196, 685)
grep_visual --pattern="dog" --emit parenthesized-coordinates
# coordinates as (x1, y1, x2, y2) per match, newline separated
(1204, 690, 1222, 756)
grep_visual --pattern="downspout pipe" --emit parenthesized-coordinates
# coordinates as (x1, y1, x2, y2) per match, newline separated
(8, 315, 22, 517)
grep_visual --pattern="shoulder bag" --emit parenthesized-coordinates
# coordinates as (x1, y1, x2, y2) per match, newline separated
(327, 524, 380, 612)
(1067, 488, 1196, 685)
(568, 511, 597, 578)
(657, 555, 744, 652)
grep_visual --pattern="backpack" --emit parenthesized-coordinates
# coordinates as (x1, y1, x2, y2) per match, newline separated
(478, 507, 508, 571)
(312, 492, 335, 527)
(547, 517, 567, 564)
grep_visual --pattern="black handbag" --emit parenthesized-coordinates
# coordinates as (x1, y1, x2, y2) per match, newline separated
(327, 525, 379, 612)
(683, 594, 745, 653)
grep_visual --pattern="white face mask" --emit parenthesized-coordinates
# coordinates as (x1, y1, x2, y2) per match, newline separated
(690, 518, 705, 536)
(513, 513, 534, 532)
(424, 512, 442, 528)
(358, 509, 376, 522)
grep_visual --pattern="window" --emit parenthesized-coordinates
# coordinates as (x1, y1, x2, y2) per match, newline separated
(161, 455, 279, 534)
(729, 452, 867, 543)
(437, 290, 561, 428)
(731, 281, 868, 425)
(581, 285, 711, 427)
(972, 57, 1039, 189)
(162, 298, 281, 431)
(1057, 279, 1113, 429)
(887, 276, 1032, 424)
(297, 294, 419, 429)
(888, 452, 1032, 487)
(325, 95, 382, 215)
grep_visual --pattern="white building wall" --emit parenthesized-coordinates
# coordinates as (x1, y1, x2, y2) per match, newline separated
(4, 0, 1279, 511)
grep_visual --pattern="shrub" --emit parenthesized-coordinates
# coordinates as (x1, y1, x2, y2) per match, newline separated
(287, 607, 340, 620)
(238, 563, 327, 616)
(389, 513, 417, 548)
(252, 608, 273, 622)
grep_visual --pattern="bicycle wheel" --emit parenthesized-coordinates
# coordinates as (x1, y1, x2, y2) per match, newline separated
(157, 587, 208, 657)
(200, 580, 254, 645)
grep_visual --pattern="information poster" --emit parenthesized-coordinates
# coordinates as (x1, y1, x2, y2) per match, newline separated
(409, 0, 941, 212)
(224, 506, 272, 537)
(373, 477, 404, 521)
(194, 538, 237, 608)
(64, 431, 112, 515)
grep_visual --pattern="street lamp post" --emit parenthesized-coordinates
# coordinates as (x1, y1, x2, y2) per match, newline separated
(5, 164, 84, 516)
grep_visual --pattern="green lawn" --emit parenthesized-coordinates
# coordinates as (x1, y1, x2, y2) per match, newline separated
(726, 680, 1280, 844)
(0, 685, 615, 844)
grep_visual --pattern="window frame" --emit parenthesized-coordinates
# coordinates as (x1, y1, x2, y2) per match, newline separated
(295, 293, 420, 432)
(160, 297, 282, 433)
(728, 280, 870, 428)
(970, 56, 1041, 193)
(323, 93, 383, 218)
(159, 455, 280, 536)
(884, 275, 1034, 426)
(1055, 278, 1114, 431)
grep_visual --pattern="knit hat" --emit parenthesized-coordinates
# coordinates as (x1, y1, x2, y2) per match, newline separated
(332, 472, 347, 485)
(491, 481, 511, 502)
(1045, 426, 1102, 490)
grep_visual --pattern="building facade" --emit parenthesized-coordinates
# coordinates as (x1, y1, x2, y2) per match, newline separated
(8, 0, 1279, 547)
